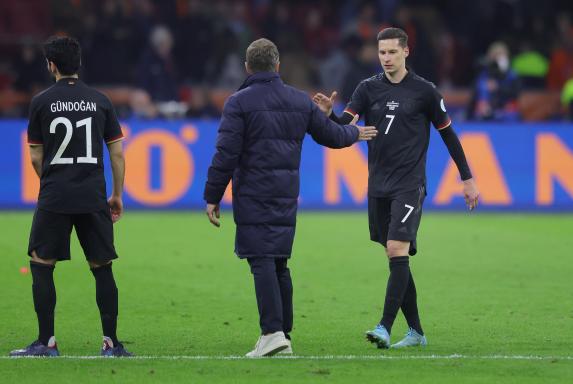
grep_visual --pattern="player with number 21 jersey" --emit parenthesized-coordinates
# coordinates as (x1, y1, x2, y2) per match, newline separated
(27, 78, 123, 213)
(10, 36, 131, 358)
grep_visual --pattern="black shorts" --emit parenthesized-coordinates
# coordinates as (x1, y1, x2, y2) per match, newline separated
(368, 186, 426, 256)
(28, 208, 118, 262)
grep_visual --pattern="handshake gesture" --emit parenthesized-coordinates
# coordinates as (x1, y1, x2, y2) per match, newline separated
(313, 91, 377, 142)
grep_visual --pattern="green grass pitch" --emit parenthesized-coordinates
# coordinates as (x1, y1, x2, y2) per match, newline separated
(0, 211, 572, 383)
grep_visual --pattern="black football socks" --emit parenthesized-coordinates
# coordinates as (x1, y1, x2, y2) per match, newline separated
(91, 263, 119, 345)
(30, 261, 56, 346)
(380, 256, 410, 334)
(401, 270, 424, 335)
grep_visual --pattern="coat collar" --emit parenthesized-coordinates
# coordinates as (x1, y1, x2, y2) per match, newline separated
(239, 71, 281, 90)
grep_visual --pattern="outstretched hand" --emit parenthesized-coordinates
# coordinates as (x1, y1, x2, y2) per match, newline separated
(312, 91, 336, 116)
(312, 92, 376, 141)
(350, 114, 378, 141)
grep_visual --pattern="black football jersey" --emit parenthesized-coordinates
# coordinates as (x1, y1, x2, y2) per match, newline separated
(344, 71, 450, 197)
(27, 78, 123, 213)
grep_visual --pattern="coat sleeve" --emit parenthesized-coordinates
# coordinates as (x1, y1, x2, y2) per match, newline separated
(203, 95, 245, 204)
(307, 100, 359, 148)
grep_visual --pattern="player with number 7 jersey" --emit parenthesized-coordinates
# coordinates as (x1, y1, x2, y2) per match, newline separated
(10, 36, 132, 358)
(313, 28, 480, 351)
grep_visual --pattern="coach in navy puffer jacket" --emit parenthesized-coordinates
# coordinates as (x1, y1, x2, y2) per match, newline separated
(204, 70, 360, 256)
(203, 39, 376, 356)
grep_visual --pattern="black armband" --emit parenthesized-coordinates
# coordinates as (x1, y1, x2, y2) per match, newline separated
(439, 125, 472, 181)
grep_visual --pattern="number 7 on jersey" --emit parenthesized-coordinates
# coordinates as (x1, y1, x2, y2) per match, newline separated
(384, 114, 395, 134)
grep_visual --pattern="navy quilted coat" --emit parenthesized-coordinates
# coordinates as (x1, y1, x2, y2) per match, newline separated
(204, 72, 359, 258)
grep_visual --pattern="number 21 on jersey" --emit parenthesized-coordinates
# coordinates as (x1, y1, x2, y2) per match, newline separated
(49, 117, 97, 165)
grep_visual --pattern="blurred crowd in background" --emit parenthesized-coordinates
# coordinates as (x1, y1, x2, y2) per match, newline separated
(1, 0, 572, 121)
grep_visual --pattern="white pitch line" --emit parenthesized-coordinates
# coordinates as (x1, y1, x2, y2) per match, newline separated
(1, 354, 572, 361)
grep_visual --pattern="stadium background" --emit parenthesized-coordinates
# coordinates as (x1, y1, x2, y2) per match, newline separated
(0, 0, 572, 211)
(0, 1, 573, 382)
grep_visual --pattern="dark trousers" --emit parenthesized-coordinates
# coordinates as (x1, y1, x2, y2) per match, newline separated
(247, 257, 293, 336)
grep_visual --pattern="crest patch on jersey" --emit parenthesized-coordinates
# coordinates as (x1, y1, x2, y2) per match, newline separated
(386, 101, 400, 111)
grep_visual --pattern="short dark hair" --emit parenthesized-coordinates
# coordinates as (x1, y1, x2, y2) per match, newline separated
(377, 27, 408, 48)
(43, 36, 81, 76)
(246, 38, 279, 73)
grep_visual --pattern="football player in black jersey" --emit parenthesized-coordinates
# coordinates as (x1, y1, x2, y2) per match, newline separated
(9, 36, 132, 357)
(313, 28, 479, 349)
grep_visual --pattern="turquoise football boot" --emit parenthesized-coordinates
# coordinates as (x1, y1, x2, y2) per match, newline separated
(390, 328, 427, 348)
(366, 324, 391, 349)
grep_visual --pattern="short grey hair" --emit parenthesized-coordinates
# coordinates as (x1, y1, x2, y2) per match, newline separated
(246, 38, 279, 73)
